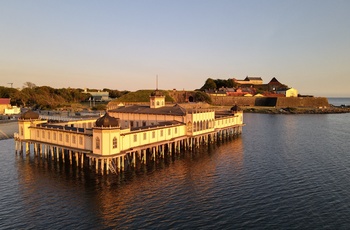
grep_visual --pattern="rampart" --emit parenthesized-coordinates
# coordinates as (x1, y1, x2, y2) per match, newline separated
(210, 96, 329, 108)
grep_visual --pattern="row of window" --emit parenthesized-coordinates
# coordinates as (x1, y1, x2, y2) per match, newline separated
(95, 137, 117, 150)
(36, 130, 83, 145)
(193, 119, 215, 132)
(133, 127, 178, 142)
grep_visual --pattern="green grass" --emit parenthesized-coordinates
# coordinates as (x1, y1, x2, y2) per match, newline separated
(111, 90, 174, 103)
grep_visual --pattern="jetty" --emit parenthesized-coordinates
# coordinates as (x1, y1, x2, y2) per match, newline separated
(14, 91, 244, 174)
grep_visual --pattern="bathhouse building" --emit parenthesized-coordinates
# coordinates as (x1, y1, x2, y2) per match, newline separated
(15, 91, 244, 174)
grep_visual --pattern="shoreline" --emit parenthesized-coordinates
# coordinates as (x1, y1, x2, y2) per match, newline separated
(242, 106, 350, 114)
(0, 121, 18, 140)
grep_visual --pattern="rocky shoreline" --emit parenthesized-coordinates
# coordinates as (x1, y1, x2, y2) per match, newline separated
(243, 106, 350, 114)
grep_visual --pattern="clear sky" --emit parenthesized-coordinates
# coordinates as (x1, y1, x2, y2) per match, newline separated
(1, 0, 349, 96)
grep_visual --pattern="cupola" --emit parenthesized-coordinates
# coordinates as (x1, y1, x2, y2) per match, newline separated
(20, 110, 40, 120)
(95, 113, 120, 128)
(150, 90, 165, 109)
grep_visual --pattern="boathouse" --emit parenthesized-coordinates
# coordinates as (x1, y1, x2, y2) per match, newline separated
(14, 90, 244, 174)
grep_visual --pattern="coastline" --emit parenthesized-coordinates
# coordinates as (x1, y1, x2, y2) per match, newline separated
(243, 106, 350, 114)
(0, 121, 18, 140)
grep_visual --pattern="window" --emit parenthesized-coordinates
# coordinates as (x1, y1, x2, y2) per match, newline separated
(175, 127, 177, 134)
(130, 121, 134, 128)
(66, 134, 69, 142)
(48, 132, 50, 140)
(37, 130, 40, 137)
(133, 134, 137, 142)
(152, 131, 155, 138)
(96, 137, 100, 149)
(53, 133, 56, 140)
(42, 131, 45, 138)
(160, 130, 163, 137)
(72, 135, 76, 144)
(113, 137, 117, 148)
(20, 127, 23, 136)
(59, 134, 62, 141)
(168, 129, 171, 135)
(79, 136, 83, 145)
(143, 133, 147, 140)
(142, 121, 146, 126)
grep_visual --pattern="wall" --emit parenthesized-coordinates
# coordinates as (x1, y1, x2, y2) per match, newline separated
(210, 95, 329, 108)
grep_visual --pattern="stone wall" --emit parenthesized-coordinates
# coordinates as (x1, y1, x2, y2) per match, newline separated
(210, 95, 329, 108)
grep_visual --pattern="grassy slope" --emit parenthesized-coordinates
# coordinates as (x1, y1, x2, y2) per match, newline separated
(111, 90, 174, 103)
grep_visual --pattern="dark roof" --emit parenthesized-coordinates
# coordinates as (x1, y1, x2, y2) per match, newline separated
(110, 104, 187, 116)
(40, 124, 85, 132)
(20, 110, 39, 120)
(268, 77, 283, 85)
(131, 120, 184, 131)
(231, 105, 241, 112)
(96, 113, 120, 127)
(150, 90, 164, 97)
(245, 76, 262, 81)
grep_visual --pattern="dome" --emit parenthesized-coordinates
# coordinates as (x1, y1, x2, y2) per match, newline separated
(231, 105, 241, 112)
(20, 110, 39, 120)
(95, 113, 119, 128)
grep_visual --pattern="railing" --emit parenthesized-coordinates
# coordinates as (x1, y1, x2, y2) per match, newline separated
(109, 160, 117, 174)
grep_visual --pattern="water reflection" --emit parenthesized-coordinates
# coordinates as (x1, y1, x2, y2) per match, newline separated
(14, 137, 244, 228)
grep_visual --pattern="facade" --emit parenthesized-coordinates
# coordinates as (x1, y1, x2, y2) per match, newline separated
(234, 76, 263, 85)
(15, 91, 244, 174)
(83, 89, 111, 101)
(276, 88, 299, 97)
(0, 98, 11, 114)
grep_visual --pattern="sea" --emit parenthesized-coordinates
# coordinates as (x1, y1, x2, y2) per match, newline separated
(1, 99, 350, 229)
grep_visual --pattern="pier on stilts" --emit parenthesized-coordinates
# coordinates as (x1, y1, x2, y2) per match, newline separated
(14, 124, 243, 175)
(14, 91, 244, 175)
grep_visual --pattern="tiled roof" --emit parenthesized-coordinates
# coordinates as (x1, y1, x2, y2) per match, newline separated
(0, 98, 10, 105)
(110, 104, 187, 116)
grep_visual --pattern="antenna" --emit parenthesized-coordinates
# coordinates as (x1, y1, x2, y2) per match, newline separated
(156, 75, 158, 90)
(8, 83, 13, 88)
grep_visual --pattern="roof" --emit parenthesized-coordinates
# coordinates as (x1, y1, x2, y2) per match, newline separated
(95, 113, 120, 127)
(0, 98, 10, 105)
(110, 104, 187, 116)
(20, 110, 39, 120)
(245, 76, 262, 81)
(268, 77, 283, 85)
(130, 120, 184, 131)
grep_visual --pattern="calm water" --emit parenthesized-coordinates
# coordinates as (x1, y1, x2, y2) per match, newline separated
(328, 97, 350, 106)
(1, 113, 350, 229)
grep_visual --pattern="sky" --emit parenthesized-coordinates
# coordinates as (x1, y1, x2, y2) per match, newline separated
(0, 0, 349, 97)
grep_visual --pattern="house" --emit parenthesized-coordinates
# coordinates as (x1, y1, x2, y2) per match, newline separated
(83, 89, 111, 101)
(0, 98, 11, 114)
(276, 88, 299, 97)
(234, 76, 263, 85)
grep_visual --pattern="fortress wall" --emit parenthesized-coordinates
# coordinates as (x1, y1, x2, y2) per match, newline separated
(275, 97, 329, 107)
(210, 96, 256, 106)
(210, 95, 329, 107)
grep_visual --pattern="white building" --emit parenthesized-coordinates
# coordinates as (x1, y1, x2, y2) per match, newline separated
(15, 90, 244, 174)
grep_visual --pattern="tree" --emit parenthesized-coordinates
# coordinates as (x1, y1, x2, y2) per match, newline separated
(23, 82, 37, 89)
(194, 91, 212, 103)
(200, 78, 217, 91)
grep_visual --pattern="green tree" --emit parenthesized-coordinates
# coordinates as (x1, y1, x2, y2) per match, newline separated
(194, 91, 212, 103)
(200, 78, 217, 91)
